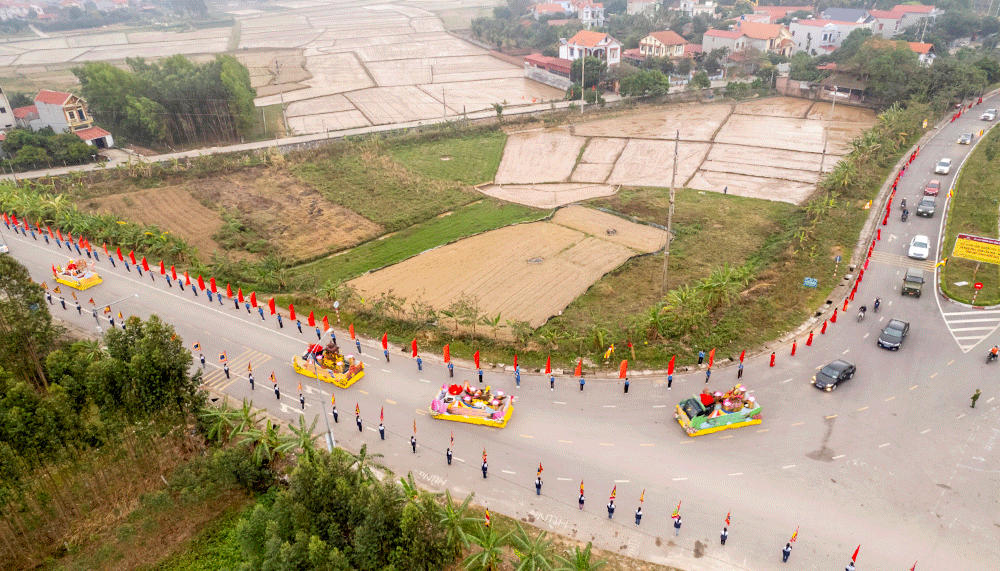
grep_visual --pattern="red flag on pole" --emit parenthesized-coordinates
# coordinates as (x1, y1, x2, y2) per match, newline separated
(171, 266, 178, 280)
(198, 275, 205, 290)
(382, 333, 388, 350)
(639, 489, 645, 503)
(610, 485, 616, 500)
(102, 242, 108, 256)
(411, 339, 418, 357)
(250, 291, 257, 308)
(116, 246, 123, 261)
(67, 231, 73, 243)
(574, 358, 583, 377)
(708, 348, 715, 368)
(322, 315, 330, 332)
(307, 311, 315, 327)
(128, 250, 136, 265)
(268, 298, 275, 315)
(380, 406, 384, 422)
(184, 272, 191, 286)
(537, 463, 543, 476)
(671, 501, 681, 519)
(484, 508, 491, 527)
(210, 277, 217, 293)
(910, 562, 916, 571)
(355, 403, 360, 415)
(739, 350, 745, 363)
(545, 355, 551, 374)
(851, 545, 860, 563)
(237, 288, 244, 303)
(580, 480, 585, 495)
(619, 359, 628, 379)
(725, 512, 731, 526)
(474, 351, 480, 368)
(668, 355, 675, 376)
(443, 344, 450, 363)
(513, 354, 518, 368)
(159, 260, 165, 275)
(790, 527, 798, 542)
(349, 324, 355, 339)
(226, 283, 233, 298)
(289, 304, 296, 320)
(141, 257, 149, 272)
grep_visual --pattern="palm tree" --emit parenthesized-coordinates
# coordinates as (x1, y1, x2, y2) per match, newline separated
(400, 471, 420, 502)
(553, 542, 606, 571)
(238, 418, 282, 467)
(480, 312, 502, 341)
(510, 523, 553, 571)
(229, 398, 262, 441)
(349, 444, 383, 485)
(277, 414, 320, 463)
(202, 400, 234, 445)
(75, 339, 106, 362)
(438, 489, 477, 558)
(463, 523, 510, 571)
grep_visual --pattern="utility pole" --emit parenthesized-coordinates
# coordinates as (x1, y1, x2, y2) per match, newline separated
(581, 52, 586, 113)
(321, 401, 336, 451)
(275, 58, 289, 136)
(820, 86, 836, 173)
(661, 130, 679, 296)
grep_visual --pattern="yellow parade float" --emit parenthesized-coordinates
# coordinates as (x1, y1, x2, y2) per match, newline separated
(429, 381, 514, 428)
(53, 258, 102, 290)
(292, 340, 365, 389)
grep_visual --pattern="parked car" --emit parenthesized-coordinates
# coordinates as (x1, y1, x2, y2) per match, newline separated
(935, 158, 953, 174)
(878, 319, 910, 350)
(916, 196, 936, 217)
(958, 133, 974, 144)
(813, 360, 856, 392)
(982, 109, 997, 121)
(908, 235, 930, 259)
(902, 267, 925, 298)
(924, 179, 941, 196)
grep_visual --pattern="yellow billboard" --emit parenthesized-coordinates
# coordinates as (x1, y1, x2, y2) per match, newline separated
(952, 233, 1000, 265)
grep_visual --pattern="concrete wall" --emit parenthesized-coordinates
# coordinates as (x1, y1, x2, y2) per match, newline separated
(524, 67, 573, 91)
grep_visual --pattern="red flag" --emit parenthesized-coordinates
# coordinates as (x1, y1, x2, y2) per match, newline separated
(671, 501, 681, 519)
(268, 297, 275, 315)
(708, 348, 715, 368)
(910, 563, 916, 571)
(537, 463, 543, 476)
(116, 246, 123, 261)
(545, 355, 551, 374)
(226, 283, 233, 298)
(322, 315, 330, 332)
(10, 213, 16, 226)
(355, 403, 360, 415)
(725, 512, 731, 526)
(184, 271, 191, 286)
(610, 485, 616, 499)
(128, 250, 136, 265)
(159, 260, 165, 275)
(198, 275, 205, 290)
(308, 311, 316, 327)
(169, 265, 177, 280)
(67, 231, 73, 243)
(250, 291, 257, 308)
(513, 354, 518, 368)
(443, 344, 450, 363)
(639, 489, 645, 503)
(484, 508, 491, 527)
(739, 350, 745, 363)
(668, 355, 675, 376)
(790, 527, 798, 542)
(851, 545, 860, 563)
(380, 406, 384, 422)
(619, 359, 628, 379)
(102, 242, 108, 256)
(474, 350, 480, 369)
(349, 324, 355, 339)
(51, 263, 57, 275)
(382, 333, 388, 350)
(574, 358, 582, 377)
(210, 277, 217, 293)
(411, 339, 418, 357)
(580, 480, 584, 495)
(237, 288, 244, 303)
(141, 257, 149, 272)
(57, 228, 63, 242)
(289, 304, 296, 321)
(1, 212, 6, 224)
(413, 419, 416, 434)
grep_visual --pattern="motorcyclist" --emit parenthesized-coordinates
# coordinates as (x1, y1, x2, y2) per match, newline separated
(902, 208, 909, 220)
(901, 198, 906, 209)
(874, 297, 881, 312)
(858, 305, 867, 320)
(992, 345, 998, 357)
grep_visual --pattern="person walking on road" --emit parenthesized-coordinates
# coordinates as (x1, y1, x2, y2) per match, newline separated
(200, 354, 206, 368)
(482, 460, 488, 478)
(721, 527, 728, 545)
(296, 319, 302, 333)
(46, 292, 52, 305)
(635, 507, 642, 525)
(299, 393, 305, 410)
(411, 435, 417, 452)
(845, 563, 855, 571)
(316, 326, 322, 340)
(667, 374, 673, 390)
(59, 297, 66, 310)
(223, 363, 230, 379)
(356, 415, 363, 432)
(607, 500, 615, 519)
(332, 406, 338, 423)
(446, 448, 453, 465)
(478, 369, 483, 383)
(274, 383, 280, 400)
(579, 377, 585, 391)
(535, 476, 542, 495)
(705, 368, 712, 384)
(75, 301, 81, 315)
(245, 301, 252, 314)
(578, 493, 585, 510)
(698, 350, 705, 365)
(248, 372, 254, 390)
(379, 423, 385, 440)
(971, 388, 981, 408)
(550, 375, 555, 390)
(624, 378, 630, 393)
(258, 306, 265, 320)
(782, 543, 792, 562)
(673, 516, 682, 536)
(515, 367, 520, 387)
(738, 362, 744, 379)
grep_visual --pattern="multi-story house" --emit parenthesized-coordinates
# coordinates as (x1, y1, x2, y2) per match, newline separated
(639, 30, 687, 58)
(559, 30, 622, 66)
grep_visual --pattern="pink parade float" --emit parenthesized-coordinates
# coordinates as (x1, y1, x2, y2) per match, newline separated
(429, 381, 514, 428)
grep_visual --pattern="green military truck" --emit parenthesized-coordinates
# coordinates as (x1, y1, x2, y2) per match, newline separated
(902, 267, 924, 298)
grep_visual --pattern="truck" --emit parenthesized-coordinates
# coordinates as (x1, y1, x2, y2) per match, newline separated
(902, 267, 924, 298)
(675, 384, 761, 437)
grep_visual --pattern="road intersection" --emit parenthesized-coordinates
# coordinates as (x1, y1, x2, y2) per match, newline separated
(3, 99, 999, 571)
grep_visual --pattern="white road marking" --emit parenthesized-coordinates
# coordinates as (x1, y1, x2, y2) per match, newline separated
(672, 477, 687, 481)
(386, 399, 397, 404)
(457, 458, 465, 463)
(757, 428, 769, 433)
(791, 422, 804, 426)
(910, 385, 919, 390)
(940, 308, 1000, 352)
(502, 470, 516, 474)
(782, 378, 793, 383)
(614, 479, 630, 483)
(879, 443, 891, 448)
(639, 443, 654, 447)
(863, 333, 869, 339)
(930, 372, 939, 378)
(825, 415, 838, 419)
(857, 406, 869, 411)
(920, 429, 931, 434)
(599, 443, 613, 446)
(832, 454, 845, 460)
(884, 396, 895, 402)
(841, 349, 850, 354)
(653, 405, 666, 408)
(957, 414, 966, 419)
(554, 401, 567, 405)
(359, 390, 369, 395)
(947, 359, 954, 365)
(557, 477, 572, 481)
(519, 434, 533, 438)
(558, 440, 573, 444)
(988, 397, 996, 403)
(419, 379, 429, 383)
(728, 472, 743, 476)
(603, 405, 616, 408)
(782, 465, 796, 469)
(381, 369, 391, 373)
(719, 435, 733, 439)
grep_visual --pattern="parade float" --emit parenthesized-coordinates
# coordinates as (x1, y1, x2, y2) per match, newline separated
(675, 384, 761, 437)
(430, 381, 514, 428)
(292, 340, 365, 388)
(53, 259, 102, 290)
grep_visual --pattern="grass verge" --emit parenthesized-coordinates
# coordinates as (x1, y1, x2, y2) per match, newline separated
(941, 126, 1000, 305)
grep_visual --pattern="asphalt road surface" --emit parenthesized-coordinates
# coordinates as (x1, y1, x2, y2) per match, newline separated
(2, 100, 999, 571)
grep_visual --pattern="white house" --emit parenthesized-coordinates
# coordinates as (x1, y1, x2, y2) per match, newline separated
(573, 0, 605, 27)
(32, 89, 114, 148)
(676, 0, 716, 18)
(908, 41, 936, 66)
(639, 30, 687, 58)
(0, 87, 15, 132)
(626, 0, 658, 16)
(867, 9, 902, 38)
(789, 18, 873, 55)
(702, 29, 747, 54)
(894, 4, 941, 33)
(559, 30, 622, 66)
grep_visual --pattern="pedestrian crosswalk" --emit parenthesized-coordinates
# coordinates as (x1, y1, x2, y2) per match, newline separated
(202, 349, 274, 391)
(868, 250, 937, 272)
(941, 308, 1000, 352)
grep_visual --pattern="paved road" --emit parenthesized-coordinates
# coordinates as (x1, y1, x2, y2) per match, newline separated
(2, 101, 999, 571)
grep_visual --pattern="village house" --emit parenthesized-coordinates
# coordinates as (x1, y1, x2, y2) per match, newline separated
(751, 4, 812, 24)
(12, 105, 37, 129)
(0, 87, 14, 131)
(559, 30, 622, 66)
(532, 0, 604, 27)
(32, 90, 114, 148)
(820, 8, 870, 23)
(668, 0, 716, 18)
(908, 41, 936, 66)
(702, 28, 747, 54)
(867, 4, 941, 38)
(702, 22, 792, 56)
(639, 30, 687, 58)
(532, 3, 570, 19)
(0, 0, 45, 20)
(789, 18, 872, 55)
(626, 0, 658, 16)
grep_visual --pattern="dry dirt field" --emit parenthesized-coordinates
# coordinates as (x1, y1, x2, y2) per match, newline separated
(348, 206, 666, 331)
(84, 170, 382, 260)
(489, 97, 877, 206)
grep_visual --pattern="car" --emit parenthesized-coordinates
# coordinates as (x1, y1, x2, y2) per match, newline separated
(915, 196, 936, 217)
(982, 109, 997, 121)
(935, 158, 952, 174)
(908, 235, 930, 259)
(958, 133, 974, 145)
(902, 267, 925, 298)
(924, 179, 941, 196)
(812, 360, 856, 391)
(0, 243, 8, 254)
(878, 319, 910, 350)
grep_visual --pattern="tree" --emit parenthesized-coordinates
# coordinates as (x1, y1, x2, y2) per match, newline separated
(619, 69, 669, 97)
(277, 414, 321, 463)
(570, 56, 607, 89)
(510, 523, 554, 571)
(463, 523, 510, 571)
(689, 71, 711, 89)
(853, 38, 920, 105)
(553, 542, 606, 571)
(349, 443, 383, 485)
(492, 101, 506, 124)
(438, 489, 477, 557)
(0, 256, 55, 389)
(836, 28, 873, 62)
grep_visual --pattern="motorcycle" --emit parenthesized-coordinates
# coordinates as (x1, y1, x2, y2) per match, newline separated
(901, 209, 909, 221)
(901, 198, 907, 210)
(857, 307, 867, 322)
(874, 298, 881, 313)
(988, 350, 998, 364)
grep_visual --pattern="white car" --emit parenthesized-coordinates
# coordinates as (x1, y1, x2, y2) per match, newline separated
(935, 158, 952, 175)
(981, 109, 997, 121)
(0, 242, 8, 254)
(908, 235, 930, 260)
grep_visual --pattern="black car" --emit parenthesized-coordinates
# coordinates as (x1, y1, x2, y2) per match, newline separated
(878, 319, 910, 350)
(915, 197, 936, 217)
(813, 360, 856, 391)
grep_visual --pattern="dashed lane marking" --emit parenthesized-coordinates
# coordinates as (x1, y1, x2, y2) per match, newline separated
(502, 470, 516, 475)
(832, 455, 845, 460)
(386, 399, 397, 404)
(729, 472, 743, 476)
(359, 390, 369, 395)
(957, 413, 967, 419)
(782, 378, 792, 383)
(719, 435, 733, 439)
(841, 349, 850, 354)
(381, 369, 391, 373)
(947, 359, 955, 365)
(556, 477, 572, 481)
(554, 401, 567, 405)
(791, 422, 804, 426)
(757, 428, 769, 433)
(920, 429, 931, 434)
(519, 434, 533, 438)
(640, 443, 655, 447)
(599, 443, 613, 446)
(929, 372, 938, 378)
(672, 477, 687, 481)
(910, 385, 919, 390)
(653, 405, 666, 408)
(603, 405, 616, 408)
(885, 396, 895, 402)
(420, 379, 429, 383)
(825, 415, 838, 419)
(416, 409, 427, 416)
(988, 397, 996, 403)
(857, 407, 869, 411)
(879, 443, 891, 448)
(614, 479, 630, 483)
(558, 440, 573, 444)
(782, 465, 796, 469)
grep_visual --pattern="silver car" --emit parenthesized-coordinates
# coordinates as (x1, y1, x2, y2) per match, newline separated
(908, 235, 930, 260)
(935, 158, 952, 174)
